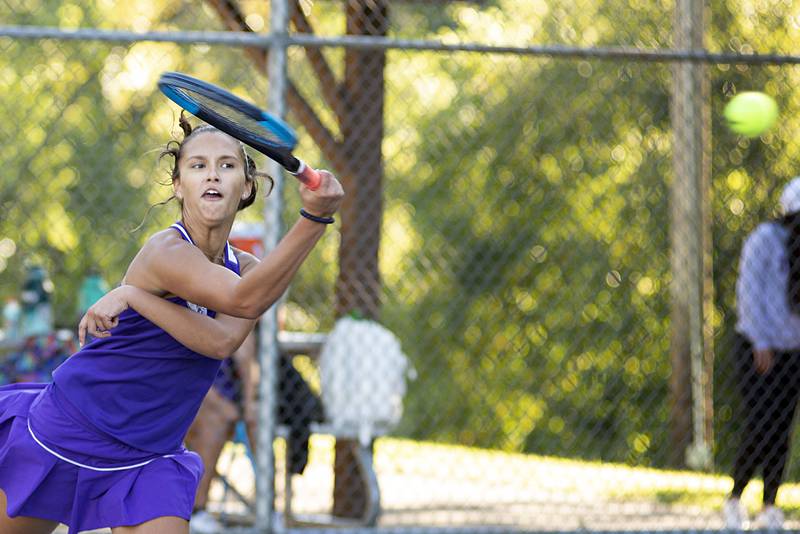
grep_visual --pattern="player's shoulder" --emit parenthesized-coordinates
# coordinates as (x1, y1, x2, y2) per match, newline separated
(123, 227, 196, 289)
(231, 247, 260, 274)
(135, 228, 201, 269)
(143, 227, 191, 252)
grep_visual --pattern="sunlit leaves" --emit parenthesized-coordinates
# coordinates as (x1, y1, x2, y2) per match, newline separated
(1, 4, 269, 322)
(5, 0, 800, 477)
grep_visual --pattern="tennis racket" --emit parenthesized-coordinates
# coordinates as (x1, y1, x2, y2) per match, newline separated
(158, 71, 321, 190)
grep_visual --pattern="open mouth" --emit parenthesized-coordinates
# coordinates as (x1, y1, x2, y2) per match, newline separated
(202, 188, 224, 200)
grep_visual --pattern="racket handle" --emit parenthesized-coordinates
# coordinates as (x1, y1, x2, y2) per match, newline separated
(292, 160, 322, 191)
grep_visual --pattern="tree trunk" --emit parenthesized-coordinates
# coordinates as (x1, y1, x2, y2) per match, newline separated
(333, 2, 389, 519)
(334, 0, 388, 321)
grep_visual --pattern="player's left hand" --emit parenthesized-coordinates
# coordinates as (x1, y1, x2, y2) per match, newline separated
(78, 285, 131, 346)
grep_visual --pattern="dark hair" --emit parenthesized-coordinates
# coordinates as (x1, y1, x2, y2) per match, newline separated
(158, 111, 273, 211)
(783, 211, 800, 315)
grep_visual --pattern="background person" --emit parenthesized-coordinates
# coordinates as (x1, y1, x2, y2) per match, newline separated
(723, 177, 800, 530)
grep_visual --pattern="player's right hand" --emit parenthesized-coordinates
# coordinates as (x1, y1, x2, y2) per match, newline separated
(299, 169, 344, 219)
(78, 285, 130, 346)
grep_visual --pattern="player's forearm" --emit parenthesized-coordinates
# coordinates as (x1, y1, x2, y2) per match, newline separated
(121, 285, 246, 359)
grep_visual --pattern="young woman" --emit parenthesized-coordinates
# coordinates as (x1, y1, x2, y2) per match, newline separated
(0, 116, 343, 534)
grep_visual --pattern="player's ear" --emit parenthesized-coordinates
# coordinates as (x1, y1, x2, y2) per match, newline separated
(173, 177, 183, 200)
(241, 180, 253, 200)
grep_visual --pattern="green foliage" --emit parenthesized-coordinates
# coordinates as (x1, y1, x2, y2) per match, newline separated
(5, 0, 800, 476)
(374, 0, 800, 474)
(0, 3, 269, 326)
(379, 50, 677, 464)
(361, 0, 677, 466)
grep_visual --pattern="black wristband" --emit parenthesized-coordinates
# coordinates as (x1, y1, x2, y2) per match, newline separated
(300, 208, 335, 225)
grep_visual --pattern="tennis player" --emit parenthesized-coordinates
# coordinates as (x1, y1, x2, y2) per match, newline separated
(0, 117, 343, 534)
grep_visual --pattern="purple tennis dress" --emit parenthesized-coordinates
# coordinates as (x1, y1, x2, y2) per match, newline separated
(0, 222, 240, 533)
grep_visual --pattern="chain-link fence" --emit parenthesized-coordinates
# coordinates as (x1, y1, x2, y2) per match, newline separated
(4, 0, 800, 532)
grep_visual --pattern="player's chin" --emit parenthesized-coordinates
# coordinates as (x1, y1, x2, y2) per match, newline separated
(198, 199, 238, 217)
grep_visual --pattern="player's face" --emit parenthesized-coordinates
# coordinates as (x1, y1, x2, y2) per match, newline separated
(174, 131, 252, 222)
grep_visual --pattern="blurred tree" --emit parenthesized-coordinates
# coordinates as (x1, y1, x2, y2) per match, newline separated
(0, 1, 268, 325)
(4, 0, 800, 481)
(379, 0, 675, 467)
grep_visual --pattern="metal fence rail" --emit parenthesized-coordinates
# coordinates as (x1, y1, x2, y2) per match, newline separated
(7, 23, 800, 64)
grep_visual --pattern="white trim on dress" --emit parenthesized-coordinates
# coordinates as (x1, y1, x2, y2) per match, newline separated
(27, 420, 174, 472)
(170, 223, 194, 244)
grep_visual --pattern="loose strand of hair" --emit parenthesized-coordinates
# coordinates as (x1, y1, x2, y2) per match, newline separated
(129, 195, 177, 234)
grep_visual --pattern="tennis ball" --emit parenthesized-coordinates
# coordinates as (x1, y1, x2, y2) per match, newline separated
(724, 91, 778, 138)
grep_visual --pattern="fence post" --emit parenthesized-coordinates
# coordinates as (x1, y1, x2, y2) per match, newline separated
(669, 0, 714, 469)
(257, 0, 290, 531)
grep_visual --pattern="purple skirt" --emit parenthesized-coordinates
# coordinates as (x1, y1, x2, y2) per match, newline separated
(0, 382, 203, 533)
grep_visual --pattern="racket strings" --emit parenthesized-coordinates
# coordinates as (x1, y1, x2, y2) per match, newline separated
(182, 89, 284, 145)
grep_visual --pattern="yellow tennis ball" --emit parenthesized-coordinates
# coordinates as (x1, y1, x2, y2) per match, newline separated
(724, 91, 778, 138)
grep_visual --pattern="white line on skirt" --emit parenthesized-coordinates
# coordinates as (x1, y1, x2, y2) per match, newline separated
(26, 420, 174, 472)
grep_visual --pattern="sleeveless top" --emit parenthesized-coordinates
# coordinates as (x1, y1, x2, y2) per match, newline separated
(52, 222, 240, 453)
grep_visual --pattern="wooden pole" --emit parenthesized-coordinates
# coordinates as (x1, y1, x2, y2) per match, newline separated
(669, 0, 713, 469)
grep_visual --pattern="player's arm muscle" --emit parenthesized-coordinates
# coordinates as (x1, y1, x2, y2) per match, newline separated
(130, 221, 323, 319)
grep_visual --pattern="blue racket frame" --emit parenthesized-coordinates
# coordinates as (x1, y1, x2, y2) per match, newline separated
(158, 72, 302, 168)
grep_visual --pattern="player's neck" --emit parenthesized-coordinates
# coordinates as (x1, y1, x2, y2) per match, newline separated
(179, 216, 233, 265)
